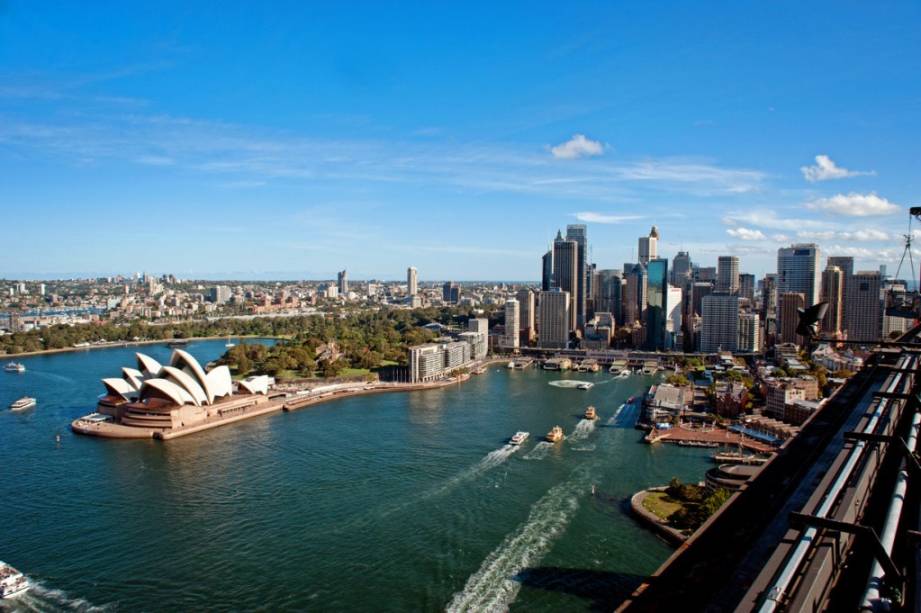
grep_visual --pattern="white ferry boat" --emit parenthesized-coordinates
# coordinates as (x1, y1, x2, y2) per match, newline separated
(9, 397, 36, 411)
(576, 382, 594, 390)
(545, 425, 565, 443)
(3, 362, 25, 373)
(509, 431, 529, 445)
(0, 561, 30, 599)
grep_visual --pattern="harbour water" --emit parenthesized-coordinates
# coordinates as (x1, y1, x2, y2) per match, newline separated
(1, 343, 713, 611)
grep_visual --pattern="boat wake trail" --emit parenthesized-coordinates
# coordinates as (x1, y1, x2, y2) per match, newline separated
(548, 380, 591, 389)
(416, 444, 520, 502)
(605, 404, 625, 426)
(445, 473, 589, 612)
(523, 441, 553, 460)
(17, 582, 110, 612)
(569, 419, 596, 441)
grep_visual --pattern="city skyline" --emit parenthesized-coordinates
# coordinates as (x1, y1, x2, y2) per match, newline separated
(2, 3, 919, 279)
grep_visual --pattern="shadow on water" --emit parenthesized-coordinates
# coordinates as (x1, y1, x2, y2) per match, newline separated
(514, 566, 646, 611)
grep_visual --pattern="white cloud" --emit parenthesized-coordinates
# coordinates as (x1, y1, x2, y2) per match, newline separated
(550, 134, 605, 159)
(726, 227, 767, 241)
(722, 210, 828, 231)
(574, 211, 643, 224)
(797, 228, 891, 242)
(800, 154, 874, 182)
(807, 192, 899, 216)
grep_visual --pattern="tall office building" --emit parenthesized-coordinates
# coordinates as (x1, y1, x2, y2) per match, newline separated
(845, 271, 881, 343)
(337, 270, 348, 295)
(541, 250, 553, 291)
(538, 289, 571, 349)
(762, 274, 777, 318)
(638, 226, 659, 265)
(666, 285, 683, 350)
(820, 266, 844, 335)
(738, 312, 761, 353)
(623, 264, 647, 325)
(739, 273, 755, 302)
(566, 224, 588, 328)
(442, 281, 460, 304)
(645, 258, 669, 350)
(777, 244, 820, 340)
(502, 299, 520, 350)
(407, 267, 418, 296)
(516, 288, 535, 342)
(827, 256, 854, 333)
(700, 293, 740, 353)
(778, 292, 806, 345)
(717, 256, 740, 294)
(594, 269, 623, 324)
(672, 251, 692, 286)
(552, 231, 579, 332)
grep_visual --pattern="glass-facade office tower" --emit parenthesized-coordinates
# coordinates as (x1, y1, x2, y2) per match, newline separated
(645, 258, 668, 350)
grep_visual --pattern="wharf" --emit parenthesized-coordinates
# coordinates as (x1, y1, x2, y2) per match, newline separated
(644, 425, 774, 453)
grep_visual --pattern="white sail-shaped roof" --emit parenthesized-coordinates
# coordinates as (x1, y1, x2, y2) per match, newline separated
(140, 378, 196, 407)
(239, 375, 270, 395)
(206, 366, 233, 399)
(122, 367, 145, 390)
(170, 349, 214, 403)
(160, 366, 207, 406)
(102, 377, 136, 401)
(136, 353, 163, 377)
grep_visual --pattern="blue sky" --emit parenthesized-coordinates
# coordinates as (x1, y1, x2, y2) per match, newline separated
(1, 1, 920, 280)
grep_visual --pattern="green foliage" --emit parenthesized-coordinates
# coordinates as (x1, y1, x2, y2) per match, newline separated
(665, 373, 690, 387)
(665, 479, 732, 532)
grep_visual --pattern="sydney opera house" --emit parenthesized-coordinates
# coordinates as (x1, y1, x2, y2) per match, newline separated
(72, 349, 277, 439)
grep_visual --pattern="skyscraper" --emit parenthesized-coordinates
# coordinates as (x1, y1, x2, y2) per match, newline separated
(778, 292, 806, 345)
(442, 281, 460, 304)
(337, 270, 348, 295)
(645, 258, 669, 350)
(821, 266, 844, 336)
(845, 271, 882, 343)
(738, 313, 761, 353)
(777, 244, 820, 339)
(700, 293, 740, 353)
(502, 299, 520, 350)
(717, 256, 740, 294)
(538, 289, 571, 349)
(594, 269, 623, 324)
(552, 231, 579, 332)
(407, 267, 418, 296)
(516, 288, 535, 342)
(541, 250, 553, 291)
(566, 224, 588, 329)
(739, 273, 755, 302)
(623, 264, 647, 325)
(827, 256, 854, 333)
(672, 251, 692, 286)
(638, 226, 659, 265)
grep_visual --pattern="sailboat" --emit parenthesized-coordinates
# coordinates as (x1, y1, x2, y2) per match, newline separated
(225, 336, 235, 348)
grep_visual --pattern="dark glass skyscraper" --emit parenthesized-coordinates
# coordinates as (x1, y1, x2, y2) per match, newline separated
(645, 258, 668, 350)
(541, 250, 553, 291)
(552, 231, 578, 332)
(565, 224, 588, 329)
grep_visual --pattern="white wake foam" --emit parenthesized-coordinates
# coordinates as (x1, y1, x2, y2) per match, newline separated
(522, 441, 553, 460)
(418, 444, 520, 502)
(445, 477, 586, 612)
(17, 581, 109, 612)
(605, 403, 625, 426)
(569, 419, 596, 441)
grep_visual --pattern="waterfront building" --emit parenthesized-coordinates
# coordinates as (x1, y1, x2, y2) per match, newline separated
(778, 292, 806, 345)
(700, 293, 740, 353)
(409, 340, 472, 383)
(638, 226, 659, 266)
(717, 256, 740, 294)
(464, 317, 489, 360)
(738, 312, 761, 353)
(566, 224, 588, 328)
(820, 266, 844, 336)
(407, 267, 418, 296)
(594, 269, 623, 324)
(845, 271, 882, 343)
(552, 231, 579, 332)
(666, 285, 683, 350)
(645, 258, 669, 350)
(502, 299, 520, 350)
(827, 256, 854, 333)
(442, 281, 460, 304)
(516, 288, 535, 343)
(541, 249, 553, 291)
(583, 314, 613, 350)
(538, 288, 570, 349)
(92, 350, 272, 431)
(624, 264, 647, 326)
(337, 270, 348, 295)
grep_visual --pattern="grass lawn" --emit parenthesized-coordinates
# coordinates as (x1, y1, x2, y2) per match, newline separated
(339, 367, 371, 377)
(642, 491, 683, 522)
(380, 360, 399, 367)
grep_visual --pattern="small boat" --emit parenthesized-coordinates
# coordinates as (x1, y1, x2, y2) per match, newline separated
(507, 361, 515, 369)
(576, 382, 594, 390)
(167, 339, 188, 347)
(545, 425, 564, 443)
(584, 406, 597, 420)
(225, 337, 235, 348)
(3, 362, 25, 373)
(616, 369, 630, 379)
(509, 431, 529, 445)
(9, 397, 36, 411)
(0, 561, 30, 599)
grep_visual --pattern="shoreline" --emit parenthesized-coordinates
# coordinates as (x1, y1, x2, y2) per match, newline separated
(1, 335, 283, 360)
(630, 487, 688, 545)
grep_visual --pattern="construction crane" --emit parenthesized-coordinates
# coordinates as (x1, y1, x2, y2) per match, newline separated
(884, 206, 921, 319)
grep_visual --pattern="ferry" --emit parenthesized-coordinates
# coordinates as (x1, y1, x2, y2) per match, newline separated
(615, 369, 631, 379)
(584, 406, 597, 420)
(3, 362, 25, 373)
(9, 397, 36, 411)
(167, 339, 189, 348)
(545, 425, 565, 443)
(576, 382, 594, 390)
(0, 561, 30, 599)
(509, 431, 529, 445)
